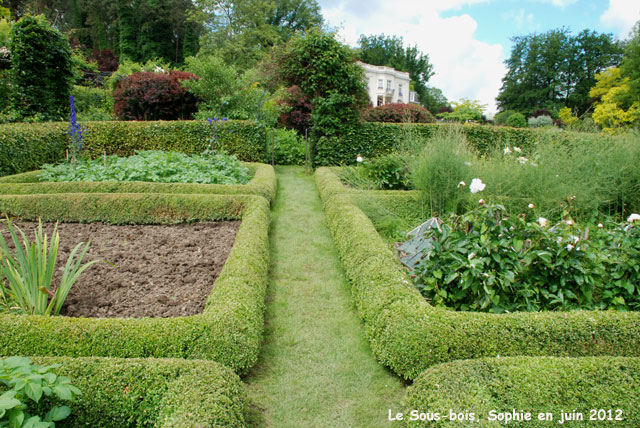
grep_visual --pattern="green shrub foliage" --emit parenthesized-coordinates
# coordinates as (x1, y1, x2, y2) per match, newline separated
(506, 112, 527, 128)
(411, 204, 640, 313)
(405, 356, 640, 427)
(315, 167, 640, 380)
(29, 357, 248, 428)
(0, 121, 267, 176)
(8, 15, 74, 120)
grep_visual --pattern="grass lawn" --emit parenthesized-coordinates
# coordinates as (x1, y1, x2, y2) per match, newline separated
(245, 166, 406, 428)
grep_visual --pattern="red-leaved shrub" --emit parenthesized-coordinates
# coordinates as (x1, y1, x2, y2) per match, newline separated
(362, 103, 435, 123)
(90, 49, 119, 72)
(278, 85, 312, 133)
(113, 71, 199, 121)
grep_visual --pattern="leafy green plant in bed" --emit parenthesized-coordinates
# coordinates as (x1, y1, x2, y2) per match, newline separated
(0, 356, 81, 428)
(0, 219, 97, 316)
(409, 202, 640, 313)
(40, 150, 250, 185)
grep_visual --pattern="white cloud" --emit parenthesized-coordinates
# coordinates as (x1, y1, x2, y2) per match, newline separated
(502, 9, 536, 32)
(540, 0, 578, 7)
(600, 0, 640, 38)
(319, 0, 506, 114)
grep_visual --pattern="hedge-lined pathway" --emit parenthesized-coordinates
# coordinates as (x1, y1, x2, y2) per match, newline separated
(245, 166, 405, 428)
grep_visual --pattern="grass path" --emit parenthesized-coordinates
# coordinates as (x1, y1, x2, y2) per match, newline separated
(245, 166, 406, 428)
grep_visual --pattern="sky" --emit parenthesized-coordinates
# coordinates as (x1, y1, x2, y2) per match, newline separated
(316, 0, 640, 116)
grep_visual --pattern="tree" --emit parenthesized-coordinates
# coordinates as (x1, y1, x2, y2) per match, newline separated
(419, 86, 451, 114)
(590, 67, 639, 134)
(620, 21, 640, 100)
(438, 98, 486, 122)
(9, 14, 74, 119)
(276, 30, 368, 165)
(192, 0, 322, 68)
(357, 34, 440, 111)
(497, 28, 623, 117)
(265, 0, 322, 40)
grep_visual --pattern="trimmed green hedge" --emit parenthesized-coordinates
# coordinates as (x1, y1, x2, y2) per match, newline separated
(29, 356, 247, 427)
(0, 162, 277, 202)
(313, 122, 614, 166)
(0, 120, 267, 176)
(0, 193, 270, 375)
(405, 356, 640, 427)
(315, 167, 640, 380)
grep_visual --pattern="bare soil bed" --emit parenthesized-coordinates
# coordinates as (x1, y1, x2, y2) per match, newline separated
(1, 221, 239, 318)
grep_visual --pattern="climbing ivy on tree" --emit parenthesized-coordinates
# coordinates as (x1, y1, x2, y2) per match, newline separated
(9, 14, 74, 120)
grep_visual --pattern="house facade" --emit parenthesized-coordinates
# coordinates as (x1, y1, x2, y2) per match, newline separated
(358, 61, 418, 106)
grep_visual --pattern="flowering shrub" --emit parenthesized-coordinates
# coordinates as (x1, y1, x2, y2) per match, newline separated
(113, 71, 199, 121)
(362, 103, 435, 123)
(410, 203, 640, 313)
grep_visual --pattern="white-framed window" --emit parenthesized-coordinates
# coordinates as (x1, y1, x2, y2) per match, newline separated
(387, 79, 392, 90)
(398, 84, 403, 97)
(378, 79, 383, 89)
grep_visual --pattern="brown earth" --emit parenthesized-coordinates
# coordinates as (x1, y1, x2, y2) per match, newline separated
(0, 221, 239, 318)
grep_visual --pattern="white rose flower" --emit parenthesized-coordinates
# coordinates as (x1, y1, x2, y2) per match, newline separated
(457, 181, 466, 188)
(478, 199, 485, 205)
(627, 213, 640, 223)
(514, 146, 522, 153)
(528, 203, 535, 209)
(537, 217, 548, 227)
(567, 243, 574, 251)
(597, 223, 604, 228)
(356, 155, 363, 163)
(503, 147, 512, 155)
(469, 178, 486, 193)
(565, 219, 574, 226)
(517, 156, 528, 164)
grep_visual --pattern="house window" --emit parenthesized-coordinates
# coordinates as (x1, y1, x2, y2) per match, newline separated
(387, 80, 391, 90)
(398, 84, 403, 97)
(377, 79, 383, 89)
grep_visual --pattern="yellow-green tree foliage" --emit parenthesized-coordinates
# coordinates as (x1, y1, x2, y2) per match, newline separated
(590, 67, 639, 134)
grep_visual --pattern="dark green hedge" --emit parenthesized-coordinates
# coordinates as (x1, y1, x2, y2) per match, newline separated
(0, 193, 270, 375)
(405, 356, 640, 427)
(313, 122, 614, 166)
(315, 167, 640, 380)
(0, 120, 268, 176)
(30, 356, 247, 428)
(0, 162, 277, 202)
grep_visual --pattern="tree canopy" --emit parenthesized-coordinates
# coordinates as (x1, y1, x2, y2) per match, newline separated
(497, 28, 623, 117)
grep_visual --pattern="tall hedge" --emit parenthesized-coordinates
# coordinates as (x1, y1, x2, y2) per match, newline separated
(313, 122, 616, 166)
(0, 120, 267, 176)
(9, 14, 74, 120)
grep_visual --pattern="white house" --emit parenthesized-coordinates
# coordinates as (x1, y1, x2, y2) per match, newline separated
(358, 61, 419, 106)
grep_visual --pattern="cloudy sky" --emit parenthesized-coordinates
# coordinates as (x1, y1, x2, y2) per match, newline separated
(316, 0, 640, 115)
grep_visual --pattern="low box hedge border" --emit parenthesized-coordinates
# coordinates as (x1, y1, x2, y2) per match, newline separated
(0, 192, 270, 375)
(405, 356, 640, 427)
(315, 167, 640, 380)
(0, 120, 268, 177)
(27, 356, 248, 428)
(0, 162, 277, 203)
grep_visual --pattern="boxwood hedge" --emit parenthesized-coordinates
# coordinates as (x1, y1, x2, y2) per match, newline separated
(0, 162, 277, 202)
(0, 120, 268, 177)
(29, 356, 248, 428)
(315, 167, 640, 380)
(0, 193, 270, 375)
(405, 356, 640, 427)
